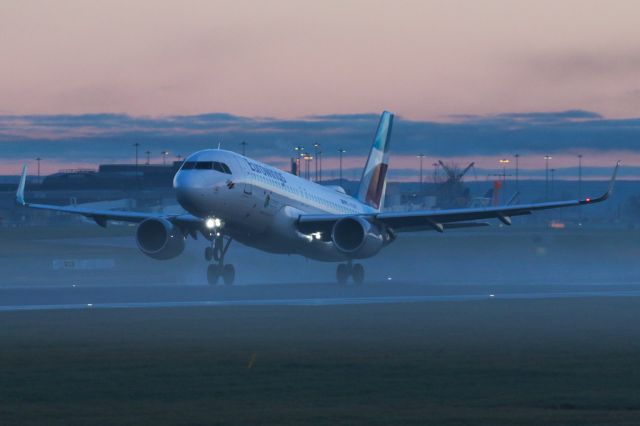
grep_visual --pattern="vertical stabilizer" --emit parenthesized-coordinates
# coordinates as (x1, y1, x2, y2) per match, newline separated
(355, 111, 393, 211)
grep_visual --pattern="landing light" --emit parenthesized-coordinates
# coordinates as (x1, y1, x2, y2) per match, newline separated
(205, 218, 222, 229)
(305, 232, 322, 241)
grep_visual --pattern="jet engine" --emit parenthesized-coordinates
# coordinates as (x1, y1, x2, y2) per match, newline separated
(331, 216, 388, 258)
(136, 218, 185, 260)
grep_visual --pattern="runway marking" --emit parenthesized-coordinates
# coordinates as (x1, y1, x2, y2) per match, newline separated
(1, 290, 640, 312)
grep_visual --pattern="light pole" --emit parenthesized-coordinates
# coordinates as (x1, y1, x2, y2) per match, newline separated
(313, 143, 320, 181)
(578, 154, 583, 199)
(133, 143, 139, 167)
(544, 155, 552, 200)
(161, 151, 169, 166)
(240, 141, 247, 156)
(303, 153, 313, 179)
(514, 154, 520, 191)
(499, 158, 510, 182)
(133, 143, 140, 189)
(338, 148, 346, 187)
(293, 146, 304, 176)
(299, 152, 306, 177)
(318, 149, 323, 182)
(550, 168, 555, 200)
(145, 151, 151, 165)
(35, 157, 41, 180)
(417, 154, 425, 191)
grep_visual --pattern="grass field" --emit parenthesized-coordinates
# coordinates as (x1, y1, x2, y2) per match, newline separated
(1, 298, 640, 425)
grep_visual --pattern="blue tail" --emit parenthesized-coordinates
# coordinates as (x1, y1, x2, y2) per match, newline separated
(355, 111, 393, 211)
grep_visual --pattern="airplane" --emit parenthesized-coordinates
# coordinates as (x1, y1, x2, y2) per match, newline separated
(15, 111, 619, 285)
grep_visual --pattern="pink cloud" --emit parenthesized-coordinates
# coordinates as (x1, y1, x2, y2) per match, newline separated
(2, 1, 640, 120)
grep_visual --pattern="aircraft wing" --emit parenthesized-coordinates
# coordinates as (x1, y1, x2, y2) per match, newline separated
(15, 165, 203, 229)
(298, 162, 619, 234)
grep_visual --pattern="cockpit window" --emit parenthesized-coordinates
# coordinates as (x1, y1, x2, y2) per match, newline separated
(220, 163, 232, 174)
(181, 161, 232, 174)
(195, 161, 213, 170)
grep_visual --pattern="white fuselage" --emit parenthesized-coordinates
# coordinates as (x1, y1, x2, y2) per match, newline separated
(174, 149, 378, 261)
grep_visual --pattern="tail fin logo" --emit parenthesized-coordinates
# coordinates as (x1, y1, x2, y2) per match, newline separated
(356, 111, 393, 211)
(364, 163, 388, 209)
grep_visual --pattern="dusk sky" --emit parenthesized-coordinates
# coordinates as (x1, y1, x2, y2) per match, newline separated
(1, 0, 640, 178)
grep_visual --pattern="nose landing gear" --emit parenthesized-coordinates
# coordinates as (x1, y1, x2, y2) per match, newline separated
(206, 234, 235, 285)
(336, 260, 364, 285)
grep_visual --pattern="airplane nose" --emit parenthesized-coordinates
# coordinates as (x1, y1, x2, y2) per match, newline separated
(176, 185, 195, 209)
(174, 170, 229, 217)
(174, 172, 205, 215)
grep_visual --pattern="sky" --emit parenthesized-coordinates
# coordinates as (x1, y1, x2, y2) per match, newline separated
(1, 0, 640, 178)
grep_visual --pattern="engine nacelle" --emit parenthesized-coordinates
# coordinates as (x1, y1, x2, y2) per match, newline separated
(331, 216, 387, 259)
(136, 218, 185, 260)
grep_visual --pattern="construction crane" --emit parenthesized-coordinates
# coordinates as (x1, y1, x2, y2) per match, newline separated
(435, 161, 475, 209)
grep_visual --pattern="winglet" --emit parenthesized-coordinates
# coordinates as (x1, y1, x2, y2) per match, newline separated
(16, 165, 27, 206)
(580, 161, 619, 204)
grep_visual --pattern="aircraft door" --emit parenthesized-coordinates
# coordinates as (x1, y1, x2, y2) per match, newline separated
(262, 189, 280, 216)
(229, 156, 252, 196)
(243, 182, 252, 195)
(227, 155, 257, 222)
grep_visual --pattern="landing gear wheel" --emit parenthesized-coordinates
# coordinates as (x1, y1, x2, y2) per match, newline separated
(205, 235, 235, 285)
(207, 264, 220, 285)
(204, 247, 213, 261)
(222, 264, 235, 285)
(352, 263, 364, 285)
(337, 264, 349, 286)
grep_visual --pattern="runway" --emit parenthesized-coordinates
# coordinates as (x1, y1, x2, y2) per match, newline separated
(4, 280, 640, 426)
(2, 282, 640, 312)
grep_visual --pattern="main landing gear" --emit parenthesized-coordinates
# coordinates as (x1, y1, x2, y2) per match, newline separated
(205, 234, 235, 285)
(336, 260, 364, 286)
